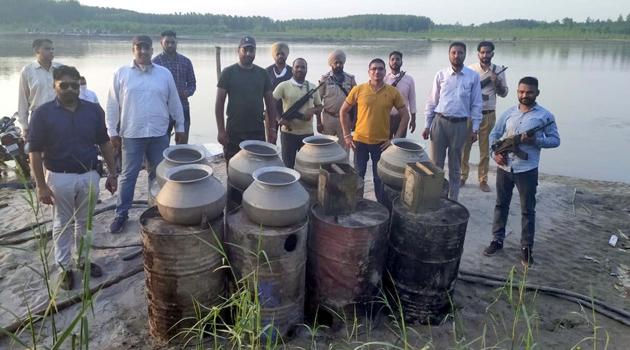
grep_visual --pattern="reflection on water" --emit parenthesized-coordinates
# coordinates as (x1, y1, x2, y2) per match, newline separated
(0, 35, 629, 183)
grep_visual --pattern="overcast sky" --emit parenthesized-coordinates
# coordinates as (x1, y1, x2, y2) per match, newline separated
(78, 0, 630, 25)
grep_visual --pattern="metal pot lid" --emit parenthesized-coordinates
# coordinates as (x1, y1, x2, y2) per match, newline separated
(252, 166, 301, 186)
(164, 164, 214, 184)
(162, 144, 207, 164)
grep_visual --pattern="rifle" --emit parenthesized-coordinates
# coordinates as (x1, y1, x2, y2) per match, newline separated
(280, 81, 325, 122)
(491, 120, 554, 160)
(480, 66, 508, 89)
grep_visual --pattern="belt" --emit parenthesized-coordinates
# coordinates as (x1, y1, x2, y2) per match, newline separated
(482, 110, 495, 115)
(50, 168, 93, 175)
(438, 114, 467, 123)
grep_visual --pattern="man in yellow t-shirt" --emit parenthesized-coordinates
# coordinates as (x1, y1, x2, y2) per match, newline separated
(340, 58, 409, 204)
(273, 58, 323, 168)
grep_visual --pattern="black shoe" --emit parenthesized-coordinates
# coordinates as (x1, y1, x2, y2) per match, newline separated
(110, 216, 128, 234)
(78, 262, 103, 278)
(483, 240, 503, 256)
(521, 247, 534, 267)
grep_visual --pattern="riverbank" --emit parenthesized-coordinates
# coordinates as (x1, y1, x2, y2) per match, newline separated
(0, 157, 629, 348)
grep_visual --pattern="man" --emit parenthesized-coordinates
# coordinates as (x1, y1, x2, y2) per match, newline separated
(79, 76, 99, 103)
(17, 38, 61, 137)
(484, 77, 560, 267)
(461, 41, 509, 192)
(215, 35, 278, 162)
(29, 65, 118, 290)
(266, 42, 293, 137)
(106, 35, 185, 233)
(384, 51, 417, 138)
(273, 58, 323, 168)
(423, 42, 482, 201)
(318, 50, 356, 150)
(340, 58, 409, 204)
(152, 30, 196, 141)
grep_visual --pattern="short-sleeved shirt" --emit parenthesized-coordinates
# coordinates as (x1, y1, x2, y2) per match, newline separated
(29, 99, 110, 173)
(345, 83, 405, 144)
(273, 80, 322, 135)
(217, 63, 272, 134)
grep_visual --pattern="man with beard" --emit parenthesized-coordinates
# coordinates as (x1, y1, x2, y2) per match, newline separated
(273, 58, 322, 168)
(423, 42, 482, 201)
(106, 35, 185, 234)
(152, 30, 197, 142)
(18, 38, 61, 137)
(484, 77, 560, 267)
(340, 58, 408, 204)
(318, 50, 356, 150)
(384, 51, 416, 138)
(461, 41, 508, 192)
(215, 35, 278, 162)
(29, 65, 118, 289)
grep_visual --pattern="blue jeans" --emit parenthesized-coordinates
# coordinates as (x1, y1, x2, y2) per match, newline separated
(116, 136, 169, 218)
(492, 167, 538, 249)
(354, 141, 384, 204)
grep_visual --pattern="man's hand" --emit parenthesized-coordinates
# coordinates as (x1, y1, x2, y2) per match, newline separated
(105, 175, 118, 194)
(37, 184, 54, 205)
(175, 132, 187, 145)
(521, 133, 536, 144)
(470, 131, 478, 143)
(344, 135, 355, 150)
(110, 136, 121, 150)
(409, 117, 416, 133)
(317, 122, 324, 133)
(267, 129, 277, 145)
(380, 140, 391, 152)
(493, 153, 507, 166)
(217, 130, 229, 146)
(421, 128, 430, 140)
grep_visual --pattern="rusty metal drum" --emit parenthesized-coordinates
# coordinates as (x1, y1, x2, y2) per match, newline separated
(386, 197, 469, 324)
(307, 199, 390, 313)
(226, 208, 308, 338)
(140, 207, 226, 342)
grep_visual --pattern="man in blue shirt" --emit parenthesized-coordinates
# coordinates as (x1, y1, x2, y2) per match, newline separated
(484, 76, 560, 267)
(152, 30, 196, 142)
(29, 65, 118, 290)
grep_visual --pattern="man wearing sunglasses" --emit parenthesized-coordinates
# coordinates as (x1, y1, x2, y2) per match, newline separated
(28, 65, 118, 290)
(106, 35, 185, 234)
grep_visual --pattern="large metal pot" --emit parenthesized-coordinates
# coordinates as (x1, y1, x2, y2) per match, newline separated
(228, 140, 283, 190)
(242, 166, 309, 227)
(156, 164, 227, 225)
(156, 144, 209, 187)
(377, 138, 430, 190)
(294, 135, 348, 186)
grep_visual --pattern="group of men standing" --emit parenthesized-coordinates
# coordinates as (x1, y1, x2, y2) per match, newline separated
(18, 34, 559, 290)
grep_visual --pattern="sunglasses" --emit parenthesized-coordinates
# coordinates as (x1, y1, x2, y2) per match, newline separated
(58, 82, 80, 90)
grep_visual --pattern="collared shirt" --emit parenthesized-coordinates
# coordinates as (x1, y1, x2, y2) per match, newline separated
(79, 87, 99, 104)
(28, 99, 109, 173)
(17, 61, 61, 130)
(345, 82, 405, 144)
(385, 72, 417, 115)
(319, 71, 356, 117)
(424, 66, 483, 131)
(490, 103, 560, 174)
(106, 62, 184, 138)
(273, 79, 322, 135)
(468, 62, 508, 111)
(152, 52, 196, 109)
(266, 64, 293, 117)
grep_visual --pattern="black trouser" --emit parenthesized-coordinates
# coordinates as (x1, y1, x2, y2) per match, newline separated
(224, 129, 266, 163)
(167, 108, 191, 141)
(492, 167, 538, 249)
(281, 131, 312, 169)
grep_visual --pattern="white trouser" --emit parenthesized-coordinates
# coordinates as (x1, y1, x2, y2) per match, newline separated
(46, 170, 100, 269)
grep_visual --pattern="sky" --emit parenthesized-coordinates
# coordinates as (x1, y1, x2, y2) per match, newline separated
(77, 0, 630, 25)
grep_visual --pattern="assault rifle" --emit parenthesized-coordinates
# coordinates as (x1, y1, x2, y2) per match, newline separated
(491, 120, 554, 160)
(480, 66, 508, 89)
(280, 81, 325, 121)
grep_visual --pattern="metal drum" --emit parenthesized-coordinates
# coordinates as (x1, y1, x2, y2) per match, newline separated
(386, 197, 469, 324)
(226, 208, 308, 338)
(140, 207, 226, 341)
(307, 199, 390, 316)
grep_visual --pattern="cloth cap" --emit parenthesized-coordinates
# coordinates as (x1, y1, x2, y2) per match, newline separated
(271, 42, 289, 58)
(328, 50, 346, 66)
(132, 35, 152, 46)
(239, 35, 256, 48)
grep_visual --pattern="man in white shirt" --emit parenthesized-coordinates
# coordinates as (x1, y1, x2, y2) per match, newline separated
(106, 35, 185, 233)
(384, 51, 416, 138)
(17, 38, 60, 137)
(79, 76, 99, 104)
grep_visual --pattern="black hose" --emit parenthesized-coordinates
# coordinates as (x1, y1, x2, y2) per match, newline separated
(458, 270, 630, 327)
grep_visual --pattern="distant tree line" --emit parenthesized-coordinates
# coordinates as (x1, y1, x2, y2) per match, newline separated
(1, 0, 629, 38)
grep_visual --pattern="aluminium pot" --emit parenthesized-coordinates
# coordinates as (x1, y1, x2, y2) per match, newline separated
(377, 138, 430, 190)
(228, 140, 284, 190)
(294, 135, 348, 186)
(156, 144, 210, 187)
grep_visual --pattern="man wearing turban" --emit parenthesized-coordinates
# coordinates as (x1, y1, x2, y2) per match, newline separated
(266, 42, 293, 137)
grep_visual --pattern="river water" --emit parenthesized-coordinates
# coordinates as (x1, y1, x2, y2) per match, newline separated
(1, 35, 629, 183)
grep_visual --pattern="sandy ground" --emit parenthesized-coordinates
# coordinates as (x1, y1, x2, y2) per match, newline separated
(0, 155, 629, 349)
